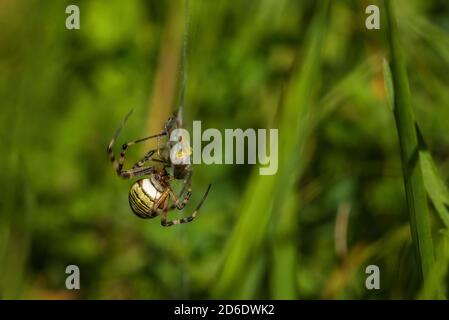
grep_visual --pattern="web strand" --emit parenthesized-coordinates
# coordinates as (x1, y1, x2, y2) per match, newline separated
(176, 0, 189, 125)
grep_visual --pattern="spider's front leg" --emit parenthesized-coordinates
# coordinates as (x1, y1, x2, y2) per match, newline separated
(132, 146, 172, 170)
(111, 135, 166, 179)
(107, 110, 167, 179)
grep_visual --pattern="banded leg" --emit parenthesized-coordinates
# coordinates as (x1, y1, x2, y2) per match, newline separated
(168, 189, 192, 210)
(132, 149, 157, 169)
(161, 184, 212, 227)
(107, 109, 167, 179)
(119, 166, 156, 180)
(177, 168, 192, 199)
(114, 134, 166, 178)
(167, 170, 193, 210)
(132, 148, 170, 170)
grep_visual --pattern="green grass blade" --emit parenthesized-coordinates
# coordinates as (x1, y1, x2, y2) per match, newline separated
(384, 0, 434, 286)
(212, 0, 329, 298)
(384, 59, 449, 229)
(212, 171, 276, 298)
(382, 58, 394, 110)
(419, 150, 449, 228)
(416, 122, 449, 228)
(270, 0, 330, 299)
(418, 230, 449, 299)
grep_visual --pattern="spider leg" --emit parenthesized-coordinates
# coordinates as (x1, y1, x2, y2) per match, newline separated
(113, 134, 166, 177)
(132, 148, 172, 169)
(107, 109, 167, 179)
(168, 188, 192, 210)
(132, 149, 157, 169)
(167, 170, 193, 210)
(119, 166, 156, 179)
(178, 168, 192, 199)
(131, 150, 173, 174)
(161, 184, 212, 227)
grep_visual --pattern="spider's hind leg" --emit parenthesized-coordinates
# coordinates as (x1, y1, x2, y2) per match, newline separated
(167, 170, 193, 210)
(160, 184, 212, 227)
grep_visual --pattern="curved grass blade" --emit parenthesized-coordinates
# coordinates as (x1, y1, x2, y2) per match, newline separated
(212, 0, 330, 298)
(417, 131, 449, 229)
(270, 0, 330, 299)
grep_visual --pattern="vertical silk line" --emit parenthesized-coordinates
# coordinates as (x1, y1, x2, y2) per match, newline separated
(178, 0, 190, 299)
(177, 0, 190, 125)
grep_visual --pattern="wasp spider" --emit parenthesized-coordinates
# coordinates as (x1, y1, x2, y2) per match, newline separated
(107, 110, 211, 226)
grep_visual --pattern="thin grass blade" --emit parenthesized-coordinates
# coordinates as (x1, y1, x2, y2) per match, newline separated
(384, 0, 434, 287)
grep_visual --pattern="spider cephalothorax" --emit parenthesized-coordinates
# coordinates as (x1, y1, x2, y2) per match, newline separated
(107, 110, 211, 226)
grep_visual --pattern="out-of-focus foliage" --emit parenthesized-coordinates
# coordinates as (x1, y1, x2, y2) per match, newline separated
(0, 0, 448, 299)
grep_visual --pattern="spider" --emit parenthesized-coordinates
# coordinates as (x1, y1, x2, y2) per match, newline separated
(107, 110, 211, 226)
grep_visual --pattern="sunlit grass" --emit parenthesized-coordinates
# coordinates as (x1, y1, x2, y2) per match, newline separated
(384, 0, 441, 294)
(1, 0, 449, 300)
(213, 0, 330, 299)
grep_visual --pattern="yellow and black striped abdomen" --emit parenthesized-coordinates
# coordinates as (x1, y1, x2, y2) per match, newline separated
(128, 178, 165, 219)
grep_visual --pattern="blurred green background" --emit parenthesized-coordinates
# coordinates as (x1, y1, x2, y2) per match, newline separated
(0, 0, 448, 299)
